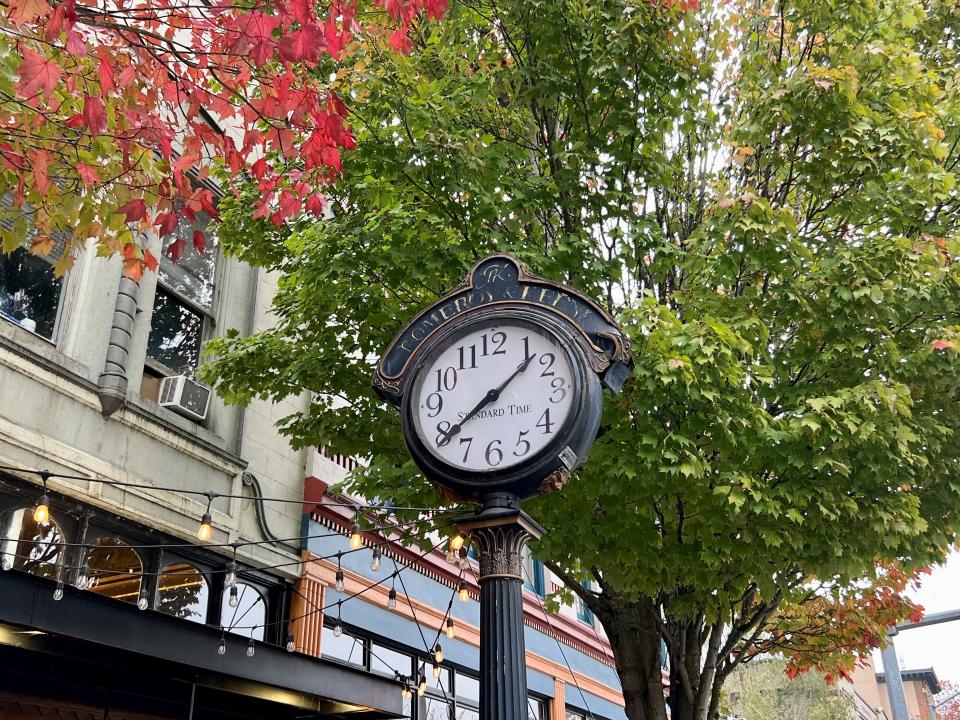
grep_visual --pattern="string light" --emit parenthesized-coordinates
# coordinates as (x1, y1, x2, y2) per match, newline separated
(349, 517, 363, 550)
(228, 586, 239, 608)
(285, 634, 296, 653)
(333, 600, 343, 637)
(371, 546, 382, 572)
(434, 643, 443, 664)
(449, 535, 465, 551)
(1, 555, 12, 571)
(401, 685, 412, 701)
(247, 638, 256, 657)
(75, 556, 91, 590)
(458, 547, 470, 570)
(218, 635, 226, 655)
(445, 618, 455, 639)
(458, 581, 469, 602)
(417, 671, 427, 696)
(33, 472, 51, 525)
(53, 579, 64, 601)
(197, 492, 215, 542)
(137, 590, 149, 610)
(388, 587, 397, 610)
(225, 547, 238, 588)
(432, 662, 441, 679)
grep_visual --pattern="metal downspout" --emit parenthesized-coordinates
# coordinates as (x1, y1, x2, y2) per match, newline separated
(97, 275, 140, 416)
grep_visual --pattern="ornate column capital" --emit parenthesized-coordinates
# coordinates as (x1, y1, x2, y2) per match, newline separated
(457, 493, 545, 582)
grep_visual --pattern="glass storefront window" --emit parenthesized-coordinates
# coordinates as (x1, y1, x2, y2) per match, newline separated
(146, 288, 204, 376)
(156, 562, 209, 623)
(371, 642, 412, 676)
(419, 696, 450, 720)
(85, 537, 142, 603)
(0, 508, 63, 579)
(455, 673, 479, 704)
(322, 625, 365, 666)
(221, 582, 265, 640)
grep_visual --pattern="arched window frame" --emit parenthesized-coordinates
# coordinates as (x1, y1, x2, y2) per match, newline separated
(0, 506, 67, 580)
(83, 535, 144, 604)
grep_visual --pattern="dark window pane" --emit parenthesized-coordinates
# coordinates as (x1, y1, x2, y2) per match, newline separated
(527, 699, 544, 720)
(221, 582, 265, 640)
(0, 508, 63, 579)
(147, 289, 203, 375)
(321, 626, 365, 665)
(158, 210, 217, 312)
(371, 643, 412, 676)
(157, 562, 209, 623)
(0, 247, 63, 339)
(86, 538, 142, 604)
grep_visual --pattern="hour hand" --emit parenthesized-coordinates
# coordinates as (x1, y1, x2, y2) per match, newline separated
(438, 354, 536, 446)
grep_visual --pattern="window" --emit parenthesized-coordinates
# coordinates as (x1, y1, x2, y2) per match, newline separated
(322, 625, 366, 666)
(566, 709, 587, 720)
(371, 642, 413, 677)
(85, 538, 143, 603)
(0, 508, 64, 579)
(0, 246, 64, 340)
(144, 208, 217, 382)
(527, 698, 546, 720)
(156, 562, 209, 623)
(522, 548, 545, 596)
(575, 581, 594, 626)
(221, 582, 265, 640)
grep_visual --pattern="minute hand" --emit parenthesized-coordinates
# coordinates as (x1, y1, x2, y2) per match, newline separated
(437, 354, 536, 447)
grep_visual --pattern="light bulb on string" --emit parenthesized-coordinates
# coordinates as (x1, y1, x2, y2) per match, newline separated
(1, 555, 12, 571)
(33, 471, 51, 525)
(401, 685, 412, 701)
(333, 600, 343, 637)
(335, 568, 345, 593)
(432, 663, 440, 679)
(225, 554, 237, 589)
(449, 535, 465, 552)
(229, 585, 239, 608)
(247, 638, 256, 657)
(417, 671, 427, 696)
(217, 636, 226, 655)
(371, 546, 382, 572)
(445, 618, 455, 639)
(458, 547, 470, 571)
(137, 591, 148, 610)
(458, 581, 469, 602)
(285, 634, 296, 653)
(75, 558, 91, 590)
(197, 492, 216, 541)
(434, 643, 443, 664)
(349, 518, 363, 550)
(387, 587, 397, 610)
(53, 580, 64, 601)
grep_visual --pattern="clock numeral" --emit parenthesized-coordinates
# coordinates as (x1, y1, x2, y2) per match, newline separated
(539, 353, 555, 377)
(489, 331, 507, 356)
(522, 336, 533, 362)
(484, 439, 503, 467)
(549, 377, 566, 403)
(425, 392, 443, 417)
(457, 345, 477, 370)
(434, 367, 458, 392)
(536, 408, 554, 435)
(513, 430, 530, 457)
(459, 436, 473, 463)
(435, 421, 452, 447)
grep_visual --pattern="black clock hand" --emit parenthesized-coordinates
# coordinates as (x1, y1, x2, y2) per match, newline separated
(437, 354, 536, 447)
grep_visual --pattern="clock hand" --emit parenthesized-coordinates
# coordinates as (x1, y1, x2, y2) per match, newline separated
(437, 354, 536, 447)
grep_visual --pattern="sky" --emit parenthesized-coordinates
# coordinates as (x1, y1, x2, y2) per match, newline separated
(871, 549, 960, 690)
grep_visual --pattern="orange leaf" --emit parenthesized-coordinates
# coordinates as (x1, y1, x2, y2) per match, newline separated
(29, 235, 54, 256)
(9, 0, 51, 25)
(17, 49, 61, 99)
(123, 257, 145, 281)
(931, 339, 955, 350)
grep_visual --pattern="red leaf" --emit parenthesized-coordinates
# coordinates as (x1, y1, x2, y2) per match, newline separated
(123, 258, 145, 282)
(76, 162, 100, 186)
(305, 194, 326, 217)
(388, 27, 413, 53)
(423, 0, 448, 20)
(384, 0, 404, 19)
(44, 0, 75, 38)
(192, 230, 206, 253)
(143, 249, 159, 273)
(251, 157, 270, 179)
(278, 24, 327, 64)
(116, 199, 147, 222)
(98, 58, 116, 95)
(155, 210, 178, 237)
(82, 95, 107, 133)
(29, 150, 51, 194)
(9, 0, 51, 24)
(166, 236, 186, 262)
(284, 0, 311, 24)
(17, 49, 61, 99)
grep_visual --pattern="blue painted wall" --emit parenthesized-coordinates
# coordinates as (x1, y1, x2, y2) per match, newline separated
(309, 525, 627, 720)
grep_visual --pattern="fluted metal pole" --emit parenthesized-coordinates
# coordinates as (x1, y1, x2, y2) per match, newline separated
(460, 493, 545, 720)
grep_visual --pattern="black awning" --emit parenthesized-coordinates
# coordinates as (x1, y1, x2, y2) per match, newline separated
(0, 571, 403, 720)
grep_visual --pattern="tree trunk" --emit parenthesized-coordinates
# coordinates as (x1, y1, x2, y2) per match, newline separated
(592, 594, 669, 720)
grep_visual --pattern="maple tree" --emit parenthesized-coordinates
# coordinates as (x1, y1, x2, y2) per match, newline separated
(937, 681, 960, 720)
(200, 0, 960, 718)
(0, 0, 447, 277)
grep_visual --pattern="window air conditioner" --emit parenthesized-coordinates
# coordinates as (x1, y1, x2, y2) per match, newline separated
(158, 375, 211, 423)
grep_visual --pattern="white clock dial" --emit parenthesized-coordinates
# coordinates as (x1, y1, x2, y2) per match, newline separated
(412, 322, 575, 472)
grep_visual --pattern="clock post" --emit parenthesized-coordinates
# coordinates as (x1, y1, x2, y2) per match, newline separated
(373, 255, 632, 720)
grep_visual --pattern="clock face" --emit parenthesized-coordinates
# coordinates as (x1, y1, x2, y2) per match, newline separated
(410, 319, 576, 473)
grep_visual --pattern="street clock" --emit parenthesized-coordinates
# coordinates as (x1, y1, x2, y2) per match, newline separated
(373, 254, 632, 502)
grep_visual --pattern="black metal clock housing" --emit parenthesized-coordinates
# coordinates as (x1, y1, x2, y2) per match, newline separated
(374, 255, 632, 502)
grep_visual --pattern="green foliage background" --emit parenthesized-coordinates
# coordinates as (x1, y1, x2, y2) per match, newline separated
(202, 0, 960, 717)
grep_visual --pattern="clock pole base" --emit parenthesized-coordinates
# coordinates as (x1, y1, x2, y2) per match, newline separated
(459, 494, 545, 720)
